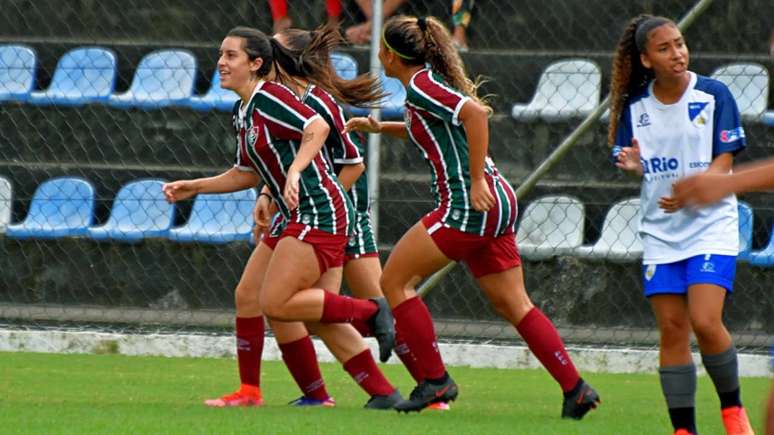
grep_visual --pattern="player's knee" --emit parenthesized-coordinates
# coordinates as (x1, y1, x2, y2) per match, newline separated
(690, 315, 723, 341)
(658, 315, 690, 339)
(235, 285, 261, 311)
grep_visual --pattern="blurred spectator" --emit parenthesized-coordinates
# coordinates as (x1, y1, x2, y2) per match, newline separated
(451, 0, 473, 51)
(267, 0, 343, 33)
(345, 0, 407, 45)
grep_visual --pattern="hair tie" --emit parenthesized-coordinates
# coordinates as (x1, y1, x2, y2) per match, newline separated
(417, 17, 427, 31)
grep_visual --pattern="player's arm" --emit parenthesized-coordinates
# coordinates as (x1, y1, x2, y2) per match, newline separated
(163, 167, 260, 203)
(674, 158, 774, 206)
(344, 115, 408, 139)
(337, 162, 366, 191)
(459, 98, 494, 212)
(284, 117, 330, 208)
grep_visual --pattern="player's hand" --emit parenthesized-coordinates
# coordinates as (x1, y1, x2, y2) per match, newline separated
(658, 196, 683, 213)
(162, 180, 198, 203)
(344, 115, 381, 134)
(673, 173, 732, 206)
(615, 138, 644, 175)
(470, 176, 495, 212)
(253, 194, 273, 237)
(284, 169, 301, 210)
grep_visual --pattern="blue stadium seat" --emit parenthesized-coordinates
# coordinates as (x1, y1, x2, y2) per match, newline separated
(517, 195, 585, 260)
(87, 179, 174, 243)
(349, 69, 405, 119)
(108, 50, 196, 109)
(168, 188, 256, 244)
(762, 111, 774, 126)
(187, 69, 239, 112)
(747, 219, 774, 266)
(331, 52, 357, 80)
(6, 177, 95, 239)
(0, 44, 36, 102)
(29, 47, 117, 106)
(512, 59, 601, 122)
(573, 198, 642, 262)
(0, 176, 11, 233)
(737, 201, 753, 261)
(711, 63, 769, 122)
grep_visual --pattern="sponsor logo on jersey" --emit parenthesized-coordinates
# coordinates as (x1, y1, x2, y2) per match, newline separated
(720, 127, 745, 143)
(452, 209, 461, 220)
(636, 113, 651, 127)
(641, 156, 679, 174)
(301, 214, 312, 225)
(689, 161, 710, 169)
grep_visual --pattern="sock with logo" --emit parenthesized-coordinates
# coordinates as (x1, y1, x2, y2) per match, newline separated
(236, 316, 265, 387)
(394, 330, 425, 383)
(660, 364, 697, 433)
(320, 290, 378, 324)
(392, 297, 446, 380)
(515, 308, 580, 392)
(342, 349, 395, 397)
(702, 345, 742, 409)
(279, 335, 330, 401)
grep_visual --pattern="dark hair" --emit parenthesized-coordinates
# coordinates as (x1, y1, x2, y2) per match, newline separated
(225, 25, 307, 85)
(277, 25, 384, 107)
(607, 15, 676, 145)
(382, 15, 491, 114)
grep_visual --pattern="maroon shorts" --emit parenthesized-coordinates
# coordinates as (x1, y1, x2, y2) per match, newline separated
(279, 222, 348, 274)
(421, 211, 521, 278)
(345, 251, 380, 264)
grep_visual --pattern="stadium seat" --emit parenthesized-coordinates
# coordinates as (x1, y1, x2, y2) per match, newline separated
(28, 47, 117, 106)
(168, 188, 256, 244)
(762, 111, 774, 126)
(0, 176, 11, 233)
(108, 49, 196, 109)
(331, 52, 358, 80)
(349, 69, 405, 119)
(516, 195, 585, 260)
(87, 179, 174, 243)
(6, 177, 95, 239)
(736, 201, 753, 261)
(0, 44, 36, 102)
(511, 59, 601, 122)
(187, 69, 239, 112)
(573, 198, 642, 262)
(710, 63, 769, 121)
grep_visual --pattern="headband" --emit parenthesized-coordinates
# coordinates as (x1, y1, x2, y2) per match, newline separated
(382, 31, 416, 60)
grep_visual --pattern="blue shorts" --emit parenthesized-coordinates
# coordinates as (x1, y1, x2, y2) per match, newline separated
(642, 254, 736, 297)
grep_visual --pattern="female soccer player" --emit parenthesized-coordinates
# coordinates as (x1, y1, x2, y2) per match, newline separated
(610, 15, 754, 435)
(164, 26, 399, 409)
(345, 15, 599, 417)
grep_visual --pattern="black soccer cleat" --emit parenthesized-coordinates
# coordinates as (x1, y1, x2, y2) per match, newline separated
(561, 380, 600, 420)
(364, 389, 403, 410)
(394, 374, 459, 413)
(368, 297, 395, 363)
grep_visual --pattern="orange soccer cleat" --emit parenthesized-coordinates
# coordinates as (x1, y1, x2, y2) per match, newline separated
(721, 406, 755, 435)
(204, 384, 264, 407)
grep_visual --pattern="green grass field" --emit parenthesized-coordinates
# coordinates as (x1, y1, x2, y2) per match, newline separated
(0, 352, 767, 434)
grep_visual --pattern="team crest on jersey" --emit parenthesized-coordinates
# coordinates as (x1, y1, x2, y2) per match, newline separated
(688, 102, 709, 127)
(644, 264, 656, 281)
(246, 126, 261, 146)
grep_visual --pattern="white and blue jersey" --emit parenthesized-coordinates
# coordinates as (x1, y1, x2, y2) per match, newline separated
(615, 71, 746, 265)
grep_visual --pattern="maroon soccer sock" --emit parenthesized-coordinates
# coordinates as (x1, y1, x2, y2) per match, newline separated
(320, 290, 378, 323)
(394, 330, 425, 383)
(236, 316, 265, 387)
(343, 349, 395, 397)
(515, 308, 580, 392)
(392, 296, 446, 380)
(279, 336, 330, 401)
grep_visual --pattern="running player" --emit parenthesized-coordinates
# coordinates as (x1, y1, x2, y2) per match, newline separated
(164, 26, 400, 409)
(346, 15, 600, 417)
(610, 14, 754, 435)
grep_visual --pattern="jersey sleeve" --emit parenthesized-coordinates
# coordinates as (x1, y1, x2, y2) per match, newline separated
(307, 89, 363, 165)
(255, 83, 322, 141)
(407, 70, 470, 126)
(711, 83, 746, 157)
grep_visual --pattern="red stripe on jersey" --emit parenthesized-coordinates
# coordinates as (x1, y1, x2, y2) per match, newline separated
(308, 87, 362, 163)
(499, 173, 518, 234)
(412, 70, 465, 114)
(312, 154, 350, 235)
(407, 110, 451, 218)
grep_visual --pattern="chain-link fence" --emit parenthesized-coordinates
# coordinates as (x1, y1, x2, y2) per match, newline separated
(0, 0, 772, 355)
